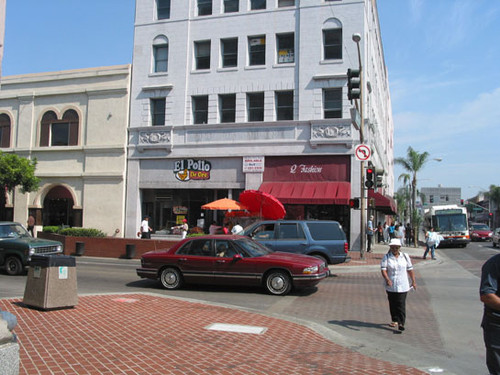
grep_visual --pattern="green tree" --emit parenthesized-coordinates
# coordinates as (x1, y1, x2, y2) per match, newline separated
(394, 147, 430, 246)
(0, 152, 40, 219)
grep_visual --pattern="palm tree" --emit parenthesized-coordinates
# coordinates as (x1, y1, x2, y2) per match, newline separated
(394, 147, 430, 246)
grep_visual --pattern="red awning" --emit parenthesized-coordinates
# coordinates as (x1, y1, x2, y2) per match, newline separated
(368, 190, 397, 214)
(259, 181, 351, 205)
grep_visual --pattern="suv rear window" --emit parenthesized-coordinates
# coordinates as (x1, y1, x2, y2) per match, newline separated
(307, 222, 344, 241)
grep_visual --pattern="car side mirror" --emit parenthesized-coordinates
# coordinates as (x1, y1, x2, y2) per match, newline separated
(233, 254, 243, 261)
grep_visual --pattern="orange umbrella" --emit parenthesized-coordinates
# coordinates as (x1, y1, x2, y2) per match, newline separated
(201, 198, 248, 211)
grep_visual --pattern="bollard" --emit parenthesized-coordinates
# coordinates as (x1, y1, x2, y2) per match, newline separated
(125, 244, 136, 259)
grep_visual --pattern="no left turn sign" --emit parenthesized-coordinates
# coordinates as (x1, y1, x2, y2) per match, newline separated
(355, 144, 371, 161)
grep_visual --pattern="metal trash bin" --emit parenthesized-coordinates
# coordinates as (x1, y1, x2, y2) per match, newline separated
(125, 244, 136, 259)
(23, 255, 78, 310)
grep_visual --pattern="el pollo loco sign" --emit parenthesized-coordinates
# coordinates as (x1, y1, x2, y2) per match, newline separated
(174, 159, 211, 181)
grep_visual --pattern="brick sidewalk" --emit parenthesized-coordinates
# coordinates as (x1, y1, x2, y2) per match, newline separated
(1, 294, 428, 375)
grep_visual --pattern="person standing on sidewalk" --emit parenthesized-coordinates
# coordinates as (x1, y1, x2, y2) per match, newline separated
(380, 238, 417, 332)
(480, 253, 500, 375)
(140, 216, 152, 239)
(423, 227, 438, 260)
(367, 215, 374, 253)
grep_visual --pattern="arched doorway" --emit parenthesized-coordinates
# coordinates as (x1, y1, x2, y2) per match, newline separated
(43, 186, 75, 226)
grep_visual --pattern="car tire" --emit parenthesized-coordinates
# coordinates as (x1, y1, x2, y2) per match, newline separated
(265, 270, 292, 296)
(312, 254, 329, 267)
(5, 256, 23, 276)
(160, 267, 183, 290)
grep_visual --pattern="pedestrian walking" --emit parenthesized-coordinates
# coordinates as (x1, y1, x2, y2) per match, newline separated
(27, 215, 36, 236)
(367, 215, 374, 253)
(377, 222, 384, 243)
(139, 216, 152, 239)
(380, 238, 417, 332)
(423, 227, 439, 260)
(480, 253, 500, 375)
(405, 222, 412, 246)
(383, 222, 389, 244)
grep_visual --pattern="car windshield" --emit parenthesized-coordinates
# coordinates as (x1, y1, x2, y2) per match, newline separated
(234, 238, 272, 257)
(0, 224, 31, 239)
(472, 224, 490, 230)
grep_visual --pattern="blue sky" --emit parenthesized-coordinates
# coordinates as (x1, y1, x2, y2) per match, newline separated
(2, 0, 499, 200)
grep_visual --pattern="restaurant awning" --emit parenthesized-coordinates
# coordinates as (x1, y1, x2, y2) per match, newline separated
(259, 181, 351, 205)
(368, 190, 397, 214)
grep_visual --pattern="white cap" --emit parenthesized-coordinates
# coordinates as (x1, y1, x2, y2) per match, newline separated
(389, 238, 401, 247)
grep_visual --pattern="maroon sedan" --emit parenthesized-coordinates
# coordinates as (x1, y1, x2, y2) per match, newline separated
(470, 223, 493, 241)
(137, 235, 328, 296)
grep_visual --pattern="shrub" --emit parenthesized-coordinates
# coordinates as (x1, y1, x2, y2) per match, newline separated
(42, 226, 106, 237)
(43, 226, 60, 234)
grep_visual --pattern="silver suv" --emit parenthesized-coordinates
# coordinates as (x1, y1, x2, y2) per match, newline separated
(242, 220, 350, 265)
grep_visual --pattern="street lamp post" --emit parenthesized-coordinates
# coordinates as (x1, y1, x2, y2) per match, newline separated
(352, 33, 366, 259)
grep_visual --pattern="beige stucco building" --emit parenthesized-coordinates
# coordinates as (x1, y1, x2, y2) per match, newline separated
(0, 65, 131, 236)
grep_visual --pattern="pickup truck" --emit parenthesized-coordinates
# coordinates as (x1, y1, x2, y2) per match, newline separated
(0, 221, 63, 275)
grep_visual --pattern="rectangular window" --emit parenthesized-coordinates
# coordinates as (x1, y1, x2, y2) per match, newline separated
(276, 33, 294, 64)
(219, 94, 236, 123)
(157, 0, 171, 19)
(51, 123, 70, 146)
(224, 0, 239, 12)
(194, 41, 211, 70)
(323, 88, 342, 118)
(248, 35, 265, 66)
(276, 91, 293, 120)
(250, 0, 266, 10)
(221, 38, 238, 68)
(151, 98, 166, 126)
(197, 0, 212, 16)
(278, 0, 294, 7)
(247, 92, 264, 122)
(323, 28, 342, 60)
(193, 96, 209, 124)
(154, 45, 168, 72)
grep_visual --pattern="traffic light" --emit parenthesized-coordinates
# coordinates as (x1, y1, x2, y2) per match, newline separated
(489, 212, 493, 218)
(460, 199, 464, 205)
(365, 168, 374, 189)
(375, 169, 384, 188)
(349, 198, 360, 209)
(347, 68, 361, 100)
(430, 195, 434, 203)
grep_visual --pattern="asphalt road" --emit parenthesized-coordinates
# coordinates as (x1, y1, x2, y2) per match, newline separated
(1, 240, 498, 375)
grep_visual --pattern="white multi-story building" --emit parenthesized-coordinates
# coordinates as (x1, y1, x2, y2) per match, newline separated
(126, 0, 395, 249)
(0, 65, 131, 236)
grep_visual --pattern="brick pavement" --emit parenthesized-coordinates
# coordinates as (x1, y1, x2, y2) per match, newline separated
(0, 294, 428, 375)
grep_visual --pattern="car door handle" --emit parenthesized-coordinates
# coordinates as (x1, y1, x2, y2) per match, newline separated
(178, 258, 188, 262)
(216, 259, 226, 263)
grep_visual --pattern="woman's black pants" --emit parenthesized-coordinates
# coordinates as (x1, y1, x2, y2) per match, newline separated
(387, 291, 407, 326)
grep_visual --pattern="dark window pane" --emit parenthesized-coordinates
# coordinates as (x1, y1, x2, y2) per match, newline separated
(249, 36, 265, 66)
(220, 94, 236, 123)
(247, 92, 264, 121)
(151, 98, 166, 126)
(224, 0, 239, 12)
(251, 0, 266, 10)
(277, 33, 294, 64)
(222, 38, 238, 68)
(51, 123, 70, 146)
(157, 0, 171, 19)
(195, 41, 211, 70)
(324, 88, 342, 118)
(276, 91, 293, 120)
(278, 0, 294, 7)
(154, 45, 168, 72)
(198, 0, 212, 16)
(0, 114, 11, 148)
(323, 28, 342, 60)
(307, 222, 344, 240)
(193, 96, 209, 124)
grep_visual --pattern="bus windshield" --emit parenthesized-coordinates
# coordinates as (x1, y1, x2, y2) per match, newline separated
(433, 214, 467, 232)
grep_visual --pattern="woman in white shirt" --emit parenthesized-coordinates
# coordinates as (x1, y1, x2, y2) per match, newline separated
(380, 238, 417, 331)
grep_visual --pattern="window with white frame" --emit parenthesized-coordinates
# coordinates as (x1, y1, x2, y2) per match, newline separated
(193, 95, 209, 124)
(198, 0, 212, 16)
(219, 94, 236, 123)
(221, 38, 238, 68)
(153, 36, 169, 73)
(278, 0, 294, 7)
(194, 40, 211, 70)
(151, 98, 166, 125)
(250, 0, 266, 10)
(276, 91, 293, 120)
(224, 0, 239, 12)
(248, 35, 265, 66)
(323, 22, 342, 60)
(247, 92, 264, 122)
(276, 33, 294, 64)
(156, 0, 171, 19)
(323, 88, 342, 118)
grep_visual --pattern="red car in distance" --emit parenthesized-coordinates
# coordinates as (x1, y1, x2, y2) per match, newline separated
(470, 223, 493, 242)
(136, 235, 328, 296)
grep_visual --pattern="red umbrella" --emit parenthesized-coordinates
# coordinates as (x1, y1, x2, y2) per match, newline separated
(239, 190, 286, 220)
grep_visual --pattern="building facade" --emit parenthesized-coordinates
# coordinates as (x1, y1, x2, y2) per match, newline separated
(126, 0, 395, 249)
(0, 65, 131, 236)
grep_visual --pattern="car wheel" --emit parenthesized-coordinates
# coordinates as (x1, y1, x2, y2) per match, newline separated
(312, 254, 328, 267)
(5, 256, 23, 276)
(265, 270, 291, 296)
(160, 267, 182, 290)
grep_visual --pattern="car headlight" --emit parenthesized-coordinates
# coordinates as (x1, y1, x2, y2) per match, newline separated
(56, 245, 63, 252)
(29, 247, 35, 256)
(303, 265, 318, 274)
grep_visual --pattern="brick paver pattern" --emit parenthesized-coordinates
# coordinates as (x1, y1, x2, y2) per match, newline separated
(1, 294, 428, 375)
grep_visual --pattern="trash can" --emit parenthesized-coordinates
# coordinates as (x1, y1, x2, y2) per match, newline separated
(75, 241, 85, 256)
(23, 255, 78, 310)
(125, 244, 136, 259)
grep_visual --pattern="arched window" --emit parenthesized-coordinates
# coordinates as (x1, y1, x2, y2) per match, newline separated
(0, 114, 11, 148)
(153, 35, 169, 73)
(40, 109, 79, 147)
(323, 18, 342, 60)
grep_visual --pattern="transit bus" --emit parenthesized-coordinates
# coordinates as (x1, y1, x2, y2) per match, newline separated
(423, 205, 470, 247)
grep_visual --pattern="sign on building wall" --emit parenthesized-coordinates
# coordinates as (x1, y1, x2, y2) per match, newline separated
(174, 159, 211, 181)
(243, 156, 265, 173)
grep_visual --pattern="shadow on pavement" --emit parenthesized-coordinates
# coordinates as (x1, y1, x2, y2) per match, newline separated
(328, 319, 397, 333)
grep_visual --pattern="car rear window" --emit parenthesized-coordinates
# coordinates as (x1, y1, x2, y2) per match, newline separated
(307, 222, 344, 241)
